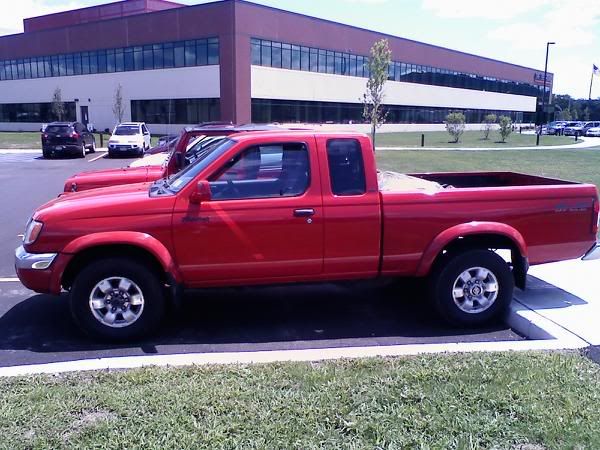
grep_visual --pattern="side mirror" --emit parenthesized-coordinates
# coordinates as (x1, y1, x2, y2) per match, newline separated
(190, 180, 212, 204)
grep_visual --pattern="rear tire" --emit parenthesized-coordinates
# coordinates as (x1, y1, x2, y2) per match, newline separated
(42, 149, 51, 159)
(89, 140, 96, 153)
(428, 249, 514, 327)
(79, 143, 86, 158)
(70, 258, 166, 341)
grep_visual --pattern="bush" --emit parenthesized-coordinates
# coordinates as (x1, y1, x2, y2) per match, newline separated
(481, 114, 497, 140)
(445, 112, 466, 143)
(498, 116, 513, 143)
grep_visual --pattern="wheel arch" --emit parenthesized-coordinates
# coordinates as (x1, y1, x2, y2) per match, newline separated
(60, 232, 181, 290)
(416, 222, 528, 289)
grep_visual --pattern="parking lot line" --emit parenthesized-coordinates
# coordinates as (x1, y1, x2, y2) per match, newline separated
(89, 152, 107, 162)
(0, 277, 19, 282)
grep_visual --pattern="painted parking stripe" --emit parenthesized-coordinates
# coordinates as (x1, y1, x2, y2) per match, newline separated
(89, 152, 108, 162)
(0, 278, 19, 282)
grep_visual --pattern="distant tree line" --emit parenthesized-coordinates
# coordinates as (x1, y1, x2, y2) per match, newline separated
(553, 95, 600, 121)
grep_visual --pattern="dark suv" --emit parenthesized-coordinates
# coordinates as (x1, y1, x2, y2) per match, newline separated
(42, 122, 96, 159)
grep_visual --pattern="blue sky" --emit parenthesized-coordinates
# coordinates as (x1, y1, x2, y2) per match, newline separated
(3, 0, 600, 98)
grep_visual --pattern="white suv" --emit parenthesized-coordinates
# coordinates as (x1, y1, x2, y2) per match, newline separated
(108, 122, 151, 158)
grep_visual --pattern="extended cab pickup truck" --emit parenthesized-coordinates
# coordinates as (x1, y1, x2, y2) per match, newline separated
(16, 131, 600, 340)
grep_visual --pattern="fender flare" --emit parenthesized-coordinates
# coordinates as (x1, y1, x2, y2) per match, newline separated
(61, 231, 182, 283)
(415, 221, 528, 277)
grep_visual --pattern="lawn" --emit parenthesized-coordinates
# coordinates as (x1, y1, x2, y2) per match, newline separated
(376, 130, 576, 148)
(377, 148, 600, 190)
(0, 131, 160, 149)
(1, 352, 599, 449)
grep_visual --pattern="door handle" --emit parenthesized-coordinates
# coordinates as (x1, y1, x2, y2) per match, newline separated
(293, 208, 315, 217)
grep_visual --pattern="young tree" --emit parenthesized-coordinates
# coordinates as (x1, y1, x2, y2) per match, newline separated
(51, 87, 66, 121)
(498, 115, 513, 143)
(362, 39, 392, 149)
(481, 113, 497, 140)
(112, 84, 126, 124)
(445, 112, 466, 143)
(583, 106, 591, 121)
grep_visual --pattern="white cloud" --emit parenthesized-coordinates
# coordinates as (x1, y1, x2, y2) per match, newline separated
(422, 0, 549, 20)
(0, 0, 94, 35)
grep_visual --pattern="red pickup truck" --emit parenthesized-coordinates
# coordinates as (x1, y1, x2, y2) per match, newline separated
(63, 124, 289, 193)
(16, 131, 600, 340)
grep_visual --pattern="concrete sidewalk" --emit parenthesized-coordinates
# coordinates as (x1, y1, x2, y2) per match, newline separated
(378, 136, 600, 151)
(514, 258, 600, 346)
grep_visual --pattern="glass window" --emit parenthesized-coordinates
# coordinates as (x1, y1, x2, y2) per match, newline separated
(272, 41, 282, 68)
(0, 62, 4, 81)
(36, 58, 45, 77)
(209, 143, 309, 200)
(106, 49, 115, 72)
(134, 46, 143, 70)
(73, 53, 82, 75)
(115, 49, 124, 72)
(326, 139, 366, 196)
(301, 46, 310, 71)
(124, 48, 134, 71)
(50, 56, 59, 77)
(207, 39, 219, 65)
(143, 45, 153, 70)
(65, 54, 74, 75)
(261, 40, 271, 66)
(326, 50, 335, 74)
(251, 38, 261, 65)
(184, 40, 196, 66)
(163, 43, 173, 68)
(89, 51, 98, 73)
(282, 43, 292, 69)
(318, 49, 326, 73)
(97, 50, 107, 73)
(310, 48, 318, 72)
(196, 40, 207, 65)
(334, 52, 342, 74)
(291, 45, 300, 70)
(174, 42, 185, 67)
(24, 59, 31, 79)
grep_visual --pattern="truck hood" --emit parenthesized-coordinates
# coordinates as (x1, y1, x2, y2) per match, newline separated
(36, 181, 174, 223)
(64, 166, 165, 192)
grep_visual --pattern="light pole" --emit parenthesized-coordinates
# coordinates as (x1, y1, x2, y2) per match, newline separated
(540, 41, 555, 128)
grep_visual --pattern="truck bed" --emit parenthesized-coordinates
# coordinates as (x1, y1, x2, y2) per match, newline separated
(411, 171, 577, 188)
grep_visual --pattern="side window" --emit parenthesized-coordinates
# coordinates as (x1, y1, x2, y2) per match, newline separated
(142, 124, 149, 134)
(209, 143, 309, 200)
(326, 139, 366, 196)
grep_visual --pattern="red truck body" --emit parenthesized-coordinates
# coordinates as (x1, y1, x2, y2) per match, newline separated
(16, 131, 599, 339)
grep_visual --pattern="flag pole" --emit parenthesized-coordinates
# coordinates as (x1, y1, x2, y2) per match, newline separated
(590, 70, 594, 100)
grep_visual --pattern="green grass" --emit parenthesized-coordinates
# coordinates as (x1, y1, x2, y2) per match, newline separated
(376, 131, 577, 148)
(1, 352, 599, 449)
(376, 148, 600, 190)
(0, 132, 160, 149)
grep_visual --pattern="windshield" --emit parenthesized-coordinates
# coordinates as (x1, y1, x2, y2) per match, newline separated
(163, 138, 236, 193)
(45, 125, 71, 133)
(114, 125, 139, 136)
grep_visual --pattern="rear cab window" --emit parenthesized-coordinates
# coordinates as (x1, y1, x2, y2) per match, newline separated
(45, 125, 71, 134)
(326, 139, 366, 196)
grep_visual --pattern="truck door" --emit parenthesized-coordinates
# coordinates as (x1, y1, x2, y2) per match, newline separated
(317, 136, 381, 278)
(173, 137, 324, 286)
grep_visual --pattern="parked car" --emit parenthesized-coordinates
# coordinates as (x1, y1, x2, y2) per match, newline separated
(563, 121, 600, 137)
(41, 122, 96, 158)
(544, 121, 567, 135)
(64, 124, 291, 192)
(586, 126, 600, 137)
(16, 131, 600, 340)
(107, 122, 152, 158)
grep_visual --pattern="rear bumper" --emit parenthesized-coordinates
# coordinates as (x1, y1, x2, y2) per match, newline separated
(43, 144, 81, 154)
(582, 243, 600, 261)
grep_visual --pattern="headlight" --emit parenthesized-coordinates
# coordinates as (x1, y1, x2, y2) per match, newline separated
(23, 219, 43, 245)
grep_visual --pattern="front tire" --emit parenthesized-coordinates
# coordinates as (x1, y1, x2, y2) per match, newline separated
(78, 143, 86, 158)
(70, 258, 166, 341)
(89, 139, 96, 153)
(428, 249, 514, 326)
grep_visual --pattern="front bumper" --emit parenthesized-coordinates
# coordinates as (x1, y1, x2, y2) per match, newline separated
(582, 243, 600, 261)
(15, 246, 58, 293)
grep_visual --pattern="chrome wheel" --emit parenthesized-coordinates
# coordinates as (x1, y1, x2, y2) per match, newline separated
(89, 277, 145, 328)
(451, 267, 499, 314)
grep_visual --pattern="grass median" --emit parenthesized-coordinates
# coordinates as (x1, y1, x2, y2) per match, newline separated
(1, 352, 599, 448)
(376, 131, 576, 148)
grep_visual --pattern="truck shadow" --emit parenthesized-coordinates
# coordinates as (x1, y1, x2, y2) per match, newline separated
(0, 279, 517, 363)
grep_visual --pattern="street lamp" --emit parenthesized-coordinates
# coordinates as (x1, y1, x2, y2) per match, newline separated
(540, 41, 555, 128)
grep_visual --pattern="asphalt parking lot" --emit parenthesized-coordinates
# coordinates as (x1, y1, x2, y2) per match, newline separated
(0, 150, 522, 368)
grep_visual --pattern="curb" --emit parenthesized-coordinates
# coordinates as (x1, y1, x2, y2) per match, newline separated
(0, 296, 588, 378)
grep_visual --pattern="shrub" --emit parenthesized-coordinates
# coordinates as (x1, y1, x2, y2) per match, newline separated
(445, 112, 466, 143)
(481, 114, 497, 140)
(498, 116, 513, 143)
